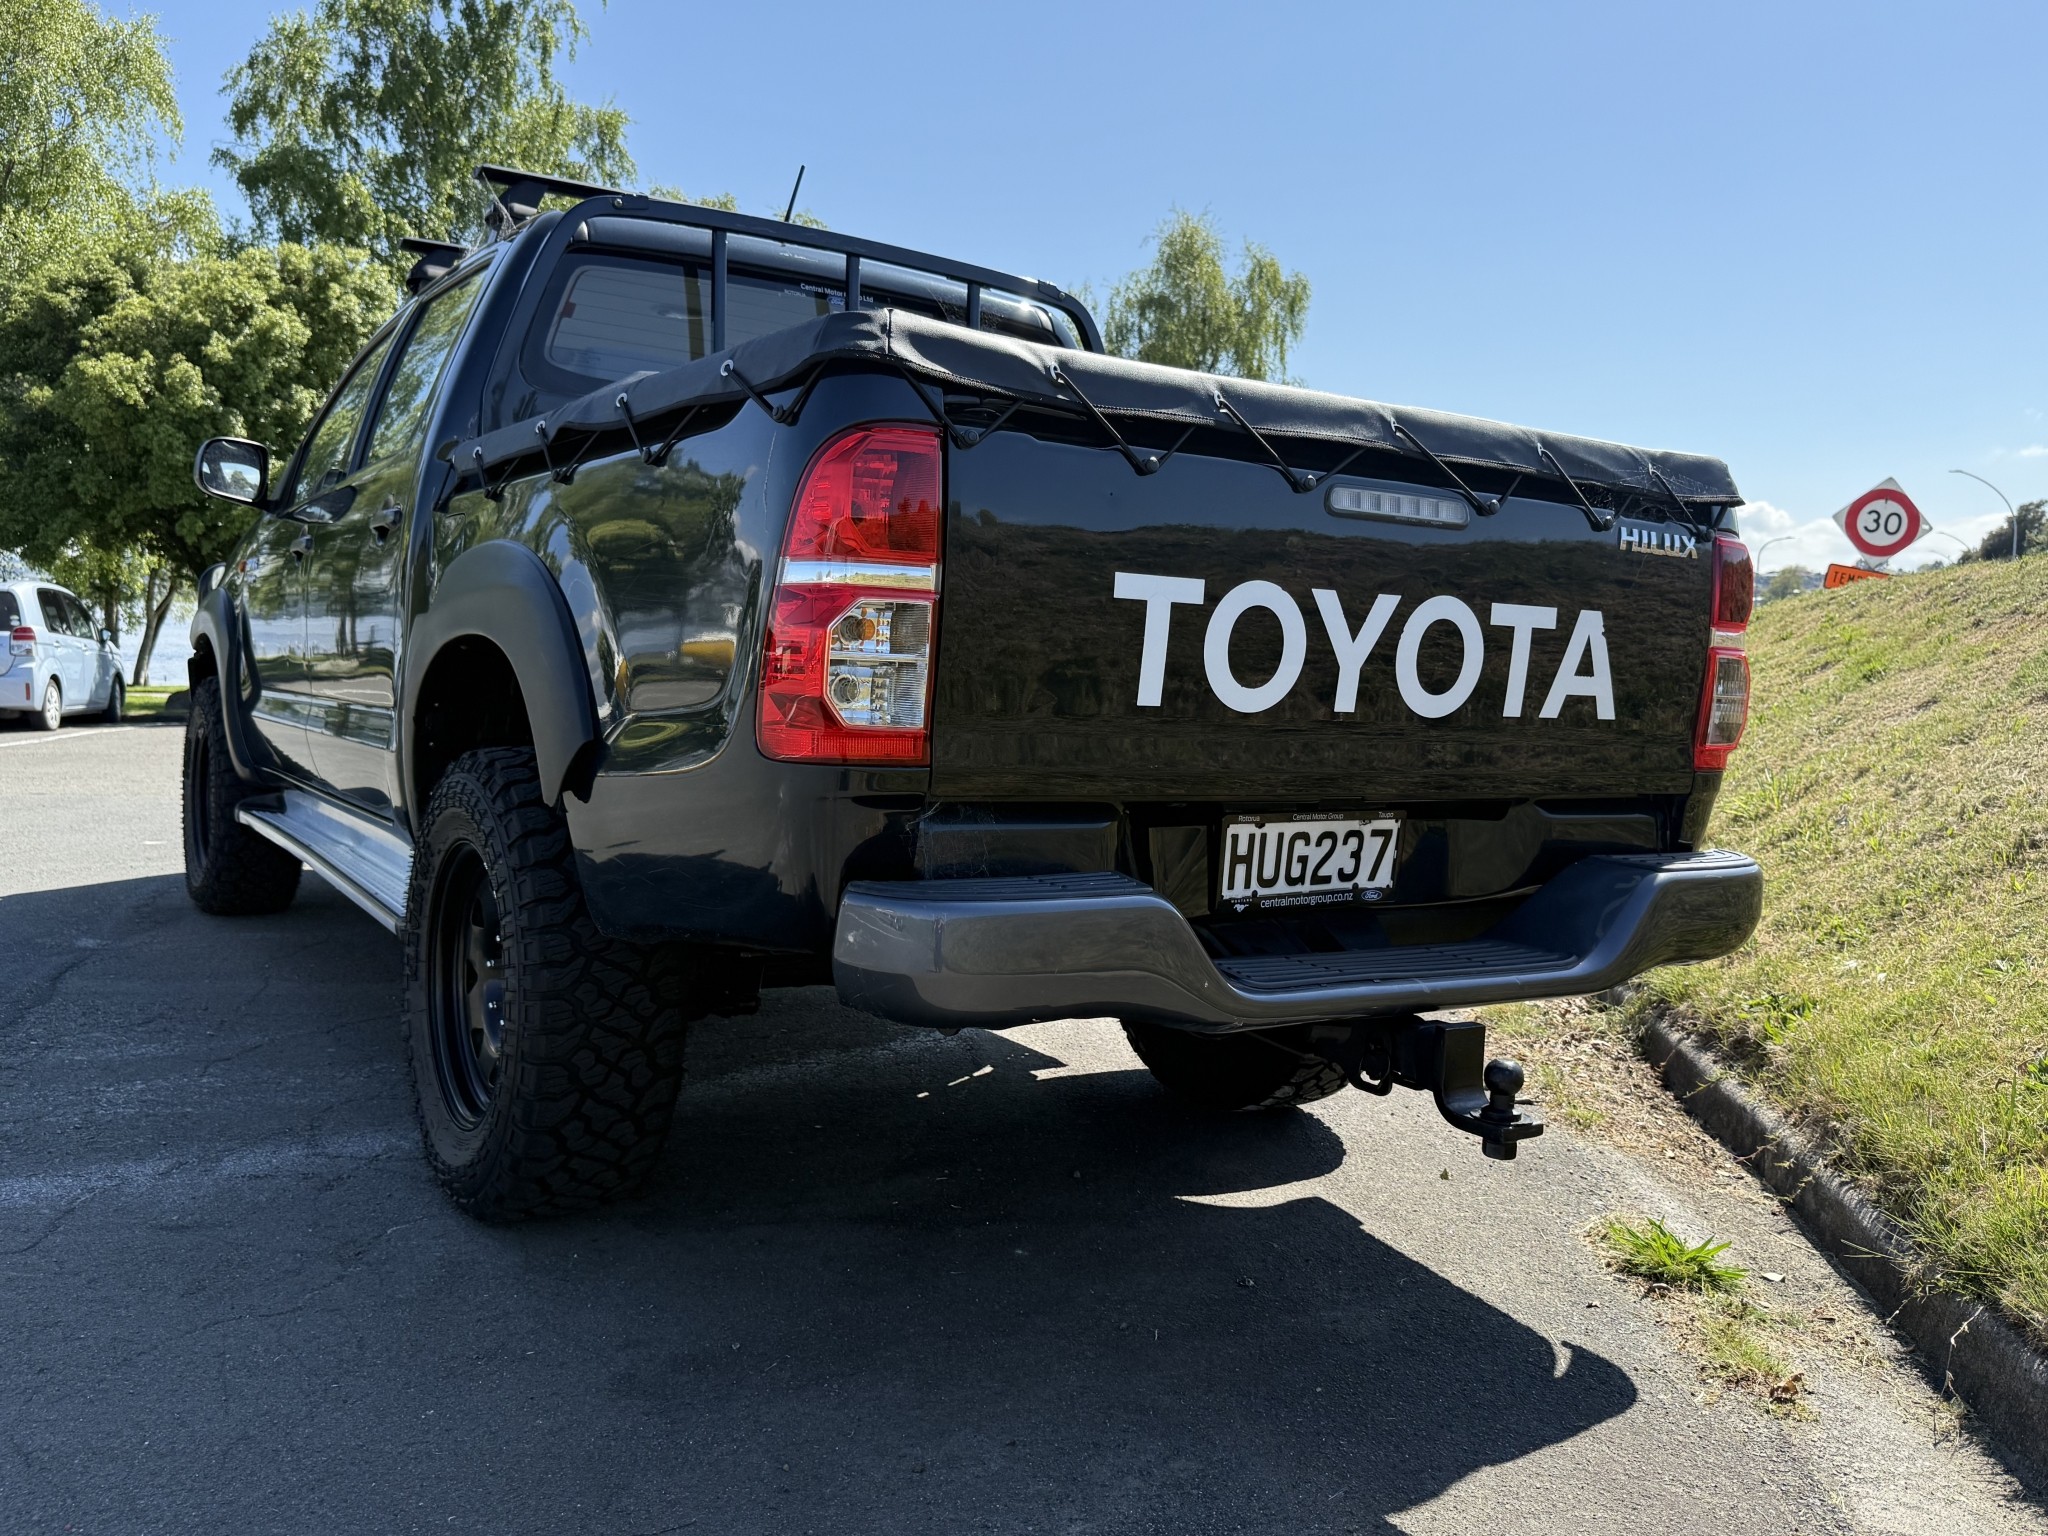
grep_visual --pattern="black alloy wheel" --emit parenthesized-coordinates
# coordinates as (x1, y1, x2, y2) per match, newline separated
(426, 843, 506, 1128)
(403, 747, 691, 1220)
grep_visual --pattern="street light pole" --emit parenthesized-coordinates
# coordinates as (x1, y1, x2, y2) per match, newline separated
(1753, 534, 1800, 564)
(1920, 529, 1971, 558)
(1950, 469, 2018, 560)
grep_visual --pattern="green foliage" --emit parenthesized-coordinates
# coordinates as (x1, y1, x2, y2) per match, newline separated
(1955, 498, 2044, 562)
(1104, 210, 1309, 382)
(1600, 1217, 1747, 1293)
(217, 0, 635, 264)
(1759, 565, 1813, 603)
(0, 0, 182, 279)
(0, 236, 398, 580)
(44, 537, 159, 629)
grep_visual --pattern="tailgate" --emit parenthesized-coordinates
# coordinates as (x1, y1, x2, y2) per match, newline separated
(933, 433, 1714, 801)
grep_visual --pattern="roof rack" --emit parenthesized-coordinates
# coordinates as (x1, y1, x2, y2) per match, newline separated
(468, 162, 1103, 351)
(398, 236, 468, 295)
(476, 163, 627, 234)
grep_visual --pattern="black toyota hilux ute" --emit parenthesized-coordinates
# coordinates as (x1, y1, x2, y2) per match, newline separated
(185, 166, 1761, 1219)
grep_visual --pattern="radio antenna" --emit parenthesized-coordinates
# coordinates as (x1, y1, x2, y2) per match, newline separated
(781, 164, 806, 223)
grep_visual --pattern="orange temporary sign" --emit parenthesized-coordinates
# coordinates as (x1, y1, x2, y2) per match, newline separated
(1824, 563, 1889, 589)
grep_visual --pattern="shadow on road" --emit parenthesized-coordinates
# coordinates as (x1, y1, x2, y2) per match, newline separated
(2, 872, 1637, 1533)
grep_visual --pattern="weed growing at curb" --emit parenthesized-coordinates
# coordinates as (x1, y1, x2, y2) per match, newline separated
(1695, 1297, 1805, 1411)
(1596, 1216, 1809, 1414)
(1601, 1217, 1746, 1292)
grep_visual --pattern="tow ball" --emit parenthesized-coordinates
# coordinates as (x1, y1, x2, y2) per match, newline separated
(1305, 1016, 1545, 1161)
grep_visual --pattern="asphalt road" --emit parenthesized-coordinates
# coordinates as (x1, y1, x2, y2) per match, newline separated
(3, 720, 2042, 1535)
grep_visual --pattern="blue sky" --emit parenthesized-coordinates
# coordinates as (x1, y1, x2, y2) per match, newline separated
(146, 0, 2048, 571)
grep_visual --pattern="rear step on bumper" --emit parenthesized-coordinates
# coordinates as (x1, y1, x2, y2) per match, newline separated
(833, 850, 1761, 1031)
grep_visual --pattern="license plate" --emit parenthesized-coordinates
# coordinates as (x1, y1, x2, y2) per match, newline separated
(1218, 815, 1401, 912)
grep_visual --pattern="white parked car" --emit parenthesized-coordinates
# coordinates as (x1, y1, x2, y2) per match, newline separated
(1, 581, 125, 730)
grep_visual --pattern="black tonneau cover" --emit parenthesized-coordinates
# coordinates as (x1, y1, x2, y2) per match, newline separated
(453, 309, 1741, 508)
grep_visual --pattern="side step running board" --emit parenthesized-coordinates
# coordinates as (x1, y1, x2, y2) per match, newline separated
(237, 790, 413, 932)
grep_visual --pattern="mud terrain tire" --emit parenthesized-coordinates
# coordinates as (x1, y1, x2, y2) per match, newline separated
(404, 746, 689, 1221)
(182, 675, 302, 914)
(1122, 1020, 1350, 1113)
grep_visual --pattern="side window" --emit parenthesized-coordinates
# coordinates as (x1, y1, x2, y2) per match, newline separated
(66, 595, 99, 637)
(282, 334, 394, 508)
(36, 589, 76, 636)
(363, 274, 484, 466)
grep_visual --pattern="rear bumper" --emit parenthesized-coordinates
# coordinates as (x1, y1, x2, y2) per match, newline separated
(833, 850, 1761, 1031)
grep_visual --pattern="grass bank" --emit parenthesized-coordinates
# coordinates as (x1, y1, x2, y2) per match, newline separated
(121, 685, 185, 720)
(1632, 556, 2047, 1343)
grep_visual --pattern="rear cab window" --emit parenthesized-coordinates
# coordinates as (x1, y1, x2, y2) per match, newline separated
(504, 222, 1086, 425)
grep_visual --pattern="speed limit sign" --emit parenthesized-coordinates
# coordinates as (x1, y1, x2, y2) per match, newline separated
(1834, 478, 1924, 560)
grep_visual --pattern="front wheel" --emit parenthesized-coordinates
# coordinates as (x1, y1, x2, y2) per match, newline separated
(101, 676, 124, 724)
(403, 747, 690, 1221)
(182, 675, 302, 914)
(1122, 1020, 1351, 1113)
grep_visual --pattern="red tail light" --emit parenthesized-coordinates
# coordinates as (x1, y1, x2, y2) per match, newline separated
(1694, 647, 1750, 770)
(8, 625, 35, 656)
(1711, 536, 1753, 632)
(1693, 535, 1752, 770)
(757, 425, 943, 764)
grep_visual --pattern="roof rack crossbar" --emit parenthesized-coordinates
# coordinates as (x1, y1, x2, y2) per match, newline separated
(476, 162, 628, 233)
(559, 189, 1104, 352)
(399, 236, 467, 260)
(398, 235, 469, 295)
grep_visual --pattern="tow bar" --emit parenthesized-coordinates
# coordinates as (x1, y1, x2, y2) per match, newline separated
(1304, 1016, 1545, 1160)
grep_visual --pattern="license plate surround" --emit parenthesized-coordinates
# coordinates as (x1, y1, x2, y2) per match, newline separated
(1217, 813, 1402, 913)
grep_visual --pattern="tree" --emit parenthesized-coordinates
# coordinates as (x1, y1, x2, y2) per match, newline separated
(1103, 210, 1310, 382)
(0, 237, 398, 680)
(0, 0, 181, 280)
(1759, 565, 1814, 603)
(40, 536, 189, 682)
(217, 0, 635, 266)
(1958, 499, 2043, 562)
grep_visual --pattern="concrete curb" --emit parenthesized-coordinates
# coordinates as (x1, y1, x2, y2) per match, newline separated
(1641, 1012, 2048, 1481)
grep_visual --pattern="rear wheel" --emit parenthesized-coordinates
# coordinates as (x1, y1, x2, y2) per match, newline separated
(404, 747, 690, 1221)
(101, 676, 124, 724)
(182, 675, 302, 914)
(31, 678, 60, 732)
(1122, 1020, 1350, 1112)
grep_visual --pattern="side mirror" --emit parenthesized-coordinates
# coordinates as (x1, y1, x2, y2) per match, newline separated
(99, 628, 113, 645)
(194, 437, 270, 506)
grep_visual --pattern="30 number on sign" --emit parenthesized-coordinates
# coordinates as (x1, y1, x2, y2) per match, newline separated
(1836, 480, 1924, 559)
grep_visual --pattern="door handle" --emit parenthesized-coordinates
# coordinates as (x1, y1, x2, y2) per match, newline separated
(290, 532, 314, 561)
(369, 504, 399, 545)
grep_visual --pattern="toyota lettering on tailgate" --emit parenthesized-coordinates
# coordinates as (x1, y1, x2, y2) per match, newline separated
(1112, 572, 1614, 720)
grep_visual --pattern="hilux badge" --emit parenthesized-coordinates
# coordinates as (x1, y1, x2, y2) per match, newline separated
(1617, 520, 1699, 559)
